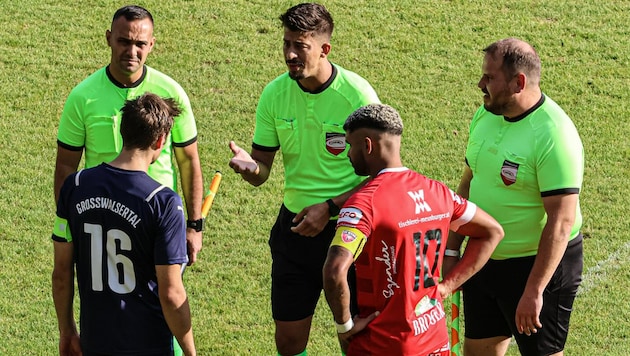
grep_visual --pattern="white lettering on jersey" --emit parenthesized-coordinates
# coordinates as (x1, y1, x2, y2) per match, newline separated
(375, 240, 400, 298)
(338, 207, 363, 225)
(412, 300, 446, 336)
(407, 190, 432, 214)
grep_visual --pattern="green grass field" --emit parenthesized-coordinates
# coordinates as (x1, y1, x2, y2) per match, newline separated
(1, 0, 628, 354)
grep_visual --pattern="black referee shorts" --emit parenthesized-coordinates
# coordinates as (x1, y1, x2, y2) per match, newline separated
(463, 234, 583, 356)
(269, 204, 357, 321)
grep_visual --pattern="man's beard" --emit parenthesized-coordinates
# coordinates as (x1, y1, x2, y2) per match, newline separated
(288, 71, 305, 81)
(483, 92, 512, 116)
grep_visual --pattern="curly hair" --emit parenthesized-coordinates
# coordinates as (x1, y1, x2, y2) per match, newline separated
(344, 104, 403, 136)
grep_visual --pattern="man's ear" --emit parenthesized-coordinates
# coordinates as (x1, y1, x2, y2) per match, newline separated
(365, 136, 373, 154)
(154, 133, 167, 151)
(321, 42, 331, 58)
(514, 72, 527, 93)
(106, 29, 112, 47)
(148, 36, 156, 53)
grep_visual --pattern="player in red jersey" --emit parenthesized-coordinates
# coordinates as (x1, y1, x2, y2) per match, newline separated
(323, 104, 504, 355)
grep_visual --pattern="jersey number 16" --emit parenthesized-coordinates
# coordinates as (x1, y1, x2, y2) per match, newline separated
(84, 223, 136, 294)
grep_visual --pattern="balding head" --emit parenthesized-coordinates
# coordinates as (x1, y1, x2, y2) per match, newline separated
(484, 38, 541, 86)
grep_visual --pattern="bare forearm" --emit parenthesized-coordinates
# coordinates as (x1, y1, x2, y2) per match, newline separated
(526, 194, 578, 295)
(525, 225, 569, 295)
(179, 159, 203, 220)
(446, 231, 466, 251)
(323, 247, 354, 324)
(324, 274, 352, 324)
(52, 269, 77, 335)
(442, 235, 499, 292)
(161, 292, 195, 355)
(239, 160, 270, 187)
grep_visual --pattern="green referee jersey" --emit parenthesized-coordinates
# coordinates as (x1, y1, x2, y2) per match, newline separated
(466, 95, 584, 259)
(57, 65, 198, 190)
(253, 64, 380, 213)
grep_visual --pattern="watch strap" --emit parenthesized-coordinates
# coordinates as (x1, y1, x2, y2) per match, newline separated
(326, 199, 340, 217)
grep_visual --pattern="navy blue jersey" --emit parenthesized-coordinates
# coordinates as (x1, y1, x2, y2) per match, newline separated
(52, 163, 187, 355)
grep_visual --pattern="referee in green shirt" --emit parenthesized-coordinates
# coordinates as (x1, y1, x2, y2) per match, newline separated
(54, 5, 205, 268)
(229, 3, 379, 356)
(444, 38, 583, 356)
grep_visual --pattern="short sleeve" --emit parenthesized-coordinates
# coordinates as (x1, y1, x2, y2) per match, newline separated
(252, 83, 280, 148)
(536, 122, 583, 193)
(170, 86, 198, 146)
(57, 89, 86, 148)
(154, 194, 188, 265)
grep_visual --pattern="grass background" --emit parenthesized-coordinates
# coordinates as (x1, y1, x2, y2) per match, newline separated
(1, 0, 628, 354)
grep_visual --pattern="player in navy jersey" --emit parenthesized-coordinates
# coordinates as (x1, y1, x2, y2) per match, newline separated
(323, 104, 504, 355)
(52, 93, 196, 356)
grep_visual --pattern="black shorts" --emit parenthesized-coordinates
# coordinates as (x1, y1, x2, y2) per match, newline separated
(463, 234, 583, 356)
(269, 204, 357, 321)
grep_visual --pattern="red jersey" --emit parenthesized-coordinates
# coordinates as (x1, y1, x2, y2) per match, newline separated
(332, 168, 476, 355)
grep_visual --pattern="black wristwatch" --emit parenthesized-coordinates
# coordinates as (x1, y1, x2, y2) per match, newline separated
(326, 199, 340, 217)
(187, 218, 205, 232)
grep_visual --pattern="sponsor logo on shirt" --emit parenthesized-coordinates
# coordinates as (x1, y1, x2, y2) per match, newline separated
(341, 229, 357, 243)
(398, 213, 451, 228)
(412, 299, 446, 336)
(501, 160, 519, 186)
(326, 133, 346, 156)
(338, 207, 363, 225)
(375, 240, 400, 298)
(407, 190, 432, 214)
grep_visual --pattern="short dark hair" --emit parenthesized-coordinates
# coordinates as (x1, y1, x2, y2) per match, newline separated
(119, 93, 181, 149)
(279, 3, 334, 38)
(484, 38, 541, 85)
(112, 5, 154, 26)
(344, 104, 403, 136)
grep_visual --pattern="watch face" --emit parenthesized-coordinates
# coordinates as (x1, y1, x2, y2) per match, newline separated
(187, 219, 204, 231)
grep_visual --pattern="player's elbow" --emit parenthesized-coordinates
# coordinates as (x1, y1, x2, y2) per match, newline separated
(51, 264, 73, 285)
(488, 221, 505, 246)
(323, 261, 347, 291)
(159, 286, 188, 310)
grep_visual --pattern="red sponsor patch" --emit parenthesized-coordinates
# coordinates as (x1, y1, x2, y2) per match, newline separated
(326, 133, 346, 156)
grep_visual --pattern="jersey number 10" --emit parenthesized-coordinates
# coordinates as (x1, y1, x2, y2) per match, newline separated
(413, 229, 442, 291)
